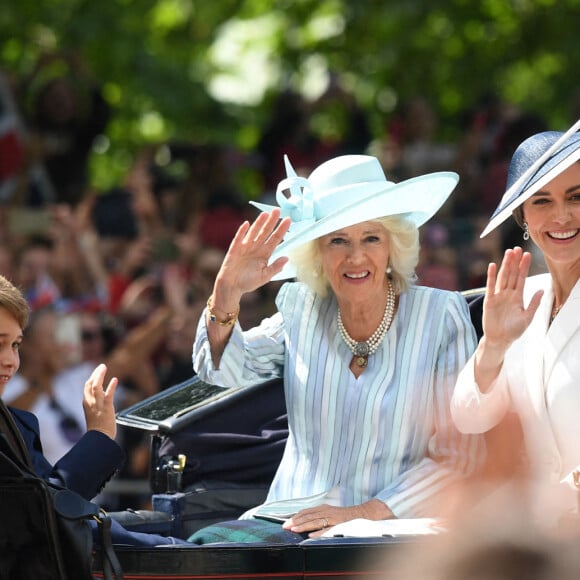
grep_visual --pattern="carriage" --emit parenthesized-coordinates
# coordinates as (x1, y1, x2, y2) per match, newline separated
(94, 375, 434, 580)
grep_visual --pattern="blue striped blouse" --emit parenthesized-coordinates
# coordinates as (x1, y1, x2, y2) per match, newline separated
(193, 282, 485, 518)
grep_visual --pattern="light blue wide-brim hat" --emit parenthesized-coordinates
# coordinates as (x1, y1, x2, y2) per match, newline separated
(481, 119, 580, 238)
(250, 154, 459, 280)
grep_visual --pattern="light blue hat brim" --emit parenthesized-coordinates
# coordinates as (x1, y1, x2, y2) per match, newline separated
(267, 171, 458, 280)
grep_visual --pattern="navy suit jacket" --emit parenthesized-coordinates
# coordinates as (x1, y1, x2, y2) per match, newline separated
(6, 407, 191, 546)
(10, 406, 125, 501)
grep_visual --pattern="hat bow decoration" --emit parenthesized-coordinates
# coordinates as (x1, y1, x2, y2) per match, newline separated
(273, 156, 316, 237)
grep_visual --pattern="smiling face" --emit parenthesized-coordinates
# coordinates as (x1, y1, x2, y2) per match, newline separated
(522, 162, 580, 273)
(0, 307, 23, 397)
(318, 221, 390, 306)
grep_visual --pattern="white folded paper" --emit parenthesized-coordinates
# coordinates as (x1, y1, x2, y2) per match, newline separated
(321, 517, 446, 538)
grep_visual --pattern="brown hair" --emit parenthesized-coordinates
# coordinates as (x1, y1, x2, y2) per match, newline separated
(512, 205, 525, 229)
(0, 275, 30, 329)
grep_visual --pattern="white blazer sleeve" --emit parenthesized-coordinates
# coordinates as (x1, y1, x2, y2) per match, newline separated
(451, 354, 512, 434)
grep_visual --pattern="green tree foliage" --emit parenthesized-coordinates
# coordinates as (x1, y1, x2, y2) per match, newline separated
(1, 0, 579, 189)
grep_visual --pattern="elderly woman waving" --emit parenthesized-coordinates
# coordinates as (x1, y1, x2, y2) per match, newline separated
(191, 154, 484, 544)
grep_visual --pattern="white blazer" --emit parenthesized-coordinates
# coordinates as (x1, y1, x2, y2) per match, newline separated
(452, 273, 580, 514)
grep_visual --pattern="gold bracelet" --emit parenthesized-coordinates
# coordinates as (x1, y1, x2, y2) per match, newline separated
(207, 296, 239, 327)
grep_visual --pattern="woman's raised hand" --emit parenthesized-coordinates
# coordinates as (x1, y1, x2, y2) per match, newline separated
(213, 209, 291, 304)
(482, 246, 543, 350)
(205, 210, 290, 366)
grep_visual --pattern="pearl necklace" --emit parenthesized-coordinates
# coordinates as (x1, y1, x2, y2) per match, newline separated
(337, 281, 396, 368)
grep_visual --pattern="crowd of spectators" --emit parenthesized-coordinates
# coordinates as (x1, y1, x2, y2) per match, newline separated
(0, 50, 570, 509)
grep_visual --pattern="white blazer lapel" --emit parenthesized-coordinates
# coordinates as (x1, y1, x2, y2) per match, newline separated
(524, 285, 552, 414)
(544, 278, 580, 384)
(520, 280, 563, 481)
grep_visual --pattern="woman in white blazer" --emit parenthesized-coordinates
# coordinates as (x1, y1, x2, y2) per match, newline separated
(451, 121, 580, 522)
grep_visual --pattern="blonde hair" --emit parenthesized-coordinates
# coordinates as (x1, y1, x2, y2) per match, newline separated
(0, 275, 30, 329)
(289, 216, 419, 297)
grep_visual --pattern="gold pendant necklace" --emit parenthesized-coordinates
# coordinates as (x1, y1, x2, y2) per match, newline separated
(356, 356, 368, 368)
(338, 281, 395, 366)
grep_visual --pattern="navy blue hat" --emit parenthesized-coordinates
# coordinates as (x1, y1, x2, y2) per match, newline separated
(481, 120, 580, 237)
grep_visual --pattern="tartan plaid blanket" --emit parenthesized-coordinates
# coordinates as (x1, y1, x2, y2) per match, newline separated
(187, 518, 306, 545)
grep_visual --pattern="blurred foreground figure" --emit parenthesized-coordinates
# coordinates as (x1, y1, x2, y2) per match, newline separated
(379, 486, 580, 580)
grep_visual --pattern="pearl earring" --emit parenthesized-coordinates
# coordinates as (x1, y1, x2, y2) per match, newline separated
(386, 265, 392, 274)
(523, 222, 530, 241)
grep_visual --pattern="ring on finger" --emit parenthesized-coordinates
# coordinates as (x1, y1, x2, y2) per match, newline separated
(322, 517, 329, 529)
